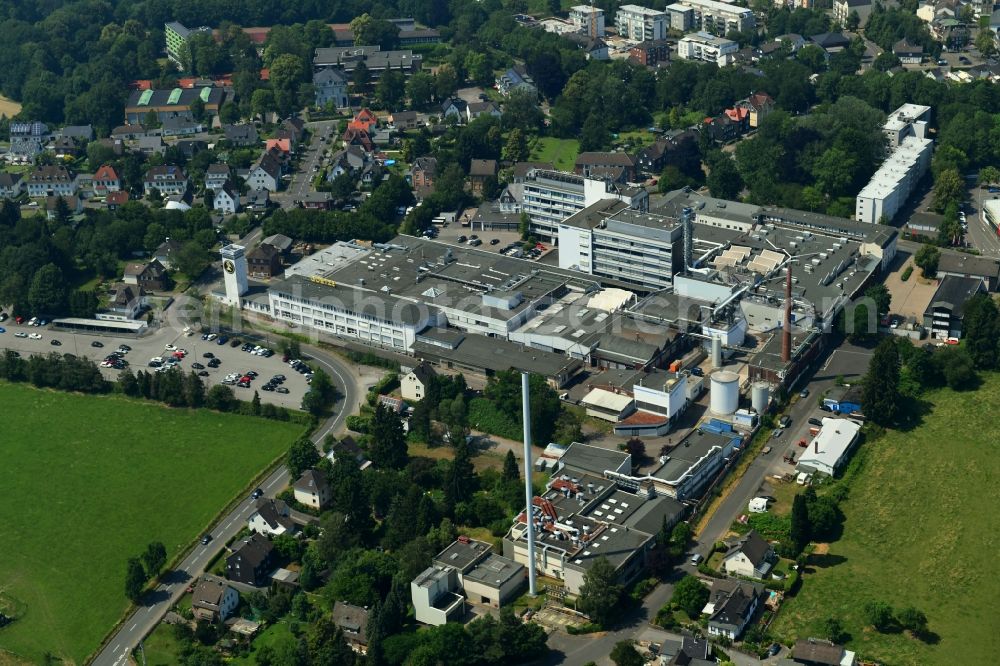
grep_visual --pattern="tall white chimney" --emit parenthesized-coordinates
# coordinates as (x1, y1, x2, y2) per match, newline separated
(521, 372, 538, 596)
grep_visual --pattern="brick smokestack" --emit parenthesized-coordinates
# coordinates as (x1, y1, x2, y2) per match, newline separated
(782, 264, 792, 363)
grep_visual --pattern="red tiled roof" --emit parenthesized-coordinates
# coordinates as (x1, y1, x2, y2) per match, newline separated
(94, 164, 119, 181)
(265, 138, 291, 154)
(130, 80, 152, 90)
(243, 27, 270, 44)
(724, 107, 749, 122)
(618, 410, 669, 426)
(106, 191, 129, 205)
(260, 68, 270, 81)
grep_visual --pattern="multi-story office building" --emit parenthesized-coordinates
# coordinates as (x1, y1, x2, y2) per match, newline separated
(856, 104, 933, 224)
(557, 200, 684, 290)
(667, 0, 755, 34)
(521, 169, 648, 243)
(615, 4, 669, 42)
(677, 32, 739, 66)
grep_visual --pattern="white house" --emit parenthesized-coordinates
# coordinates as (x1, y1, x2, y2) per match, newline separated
(101, 283, 146, 321)
(704, 578, 764, 640)
(293, 469, 331, 510)
(245, 153, 282, 192)
(721, 530, 774, 579)
(247, 498, 295, 536)
(0, 172, 24, 198)
(214, 185, 240, 214)
(314, 67, 349, 108)
(581, 387, 636, 422)
(204, 163, 231, 191)
(191, 575, 239, 622)
(401, 362, 436, 402)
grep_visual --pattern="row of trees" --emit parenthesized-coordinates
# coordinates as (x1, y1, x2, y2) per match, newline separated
(262, 174, 413, 243)
(124, 541, 167, 602)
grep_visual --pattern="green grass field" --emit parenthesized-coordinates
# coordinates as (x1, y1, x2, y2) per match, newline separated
(771, 376, 1000, 665)
(529, 137, 579, 171)
(0, 383, 304, 665)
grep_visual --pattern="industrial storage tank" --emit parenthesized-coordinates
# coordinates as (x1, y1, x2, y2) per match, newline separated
(710, 371, 740, 415)
(751, 382, 770, 414)
(711, 336, 722, 369)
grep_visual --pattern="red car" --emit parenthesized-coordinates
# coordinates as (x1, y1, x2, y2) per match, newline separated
(240, 375, 253, 383)
(15, 315, 24, 324)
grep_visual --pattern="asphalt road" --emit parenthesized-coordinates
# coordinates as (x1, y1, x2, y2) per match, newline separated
(272, 120, 337, 207)
(89, 340, 358, 666)
(696, 340, 872, 556)
(963, 185, 1000, 258)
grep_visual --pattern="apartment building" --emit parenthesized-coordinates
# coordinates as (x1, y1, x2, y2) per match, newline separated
(856, 104, 933, 223)
(615, 4, 669, 42)
(569, 5, 606, 36)
(677, 32, 739, 66)
(165, 21, 212, 66)
(667, 0, 755, 34)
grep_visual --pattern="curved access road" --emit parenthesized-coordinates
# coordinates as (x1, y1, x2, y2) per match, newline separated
(90, 342, 358, 666)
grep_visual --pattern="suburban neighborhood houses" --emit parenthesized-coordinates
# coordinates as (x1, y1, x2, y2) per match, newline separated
(1, 2, 999, 666)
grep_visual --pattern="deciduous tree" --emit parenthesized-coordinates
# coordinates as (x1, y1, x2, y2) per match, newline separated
(579, 556, 624, 626)
(671, 574, 708, 618)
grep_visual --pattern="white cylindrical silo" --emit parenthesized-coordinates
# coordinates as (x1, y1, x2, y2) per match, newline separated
(710, 370, 740, 416)
(751, 382, 770, 414)
(711, 336, 723, 369)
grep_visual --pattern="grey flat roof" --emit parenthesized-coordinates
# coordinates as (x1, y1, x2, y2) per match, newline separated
(463, 553, 524, 588)
(653, 429, 739, 484)
(434, 539, 490, 571)
(937, 251, 1000, 280)
(269, 274, 434, 326)
(412, 332, 583, 379)
(290, 235, 606, 324)
(560, 442, 631, 477)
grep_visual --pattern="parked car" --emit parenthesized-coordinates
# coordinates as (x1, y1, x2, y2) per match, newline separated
(808, 417, 823, 427)
(28, 333, 42, 340)
(91, 341, 104, 347)
(275, 386, 289, 394)
(203, 352, 214, 358)
(191, 362, 205, 369)
(799, 388, 809, 398)
(779, 415, 791, 428)
(14, 332, 27, 338)
(50, 339, 61, 346)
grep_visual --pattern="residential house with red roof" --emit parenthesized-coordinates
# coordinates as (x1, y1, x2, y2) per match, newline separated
(93, 164, 122, 195)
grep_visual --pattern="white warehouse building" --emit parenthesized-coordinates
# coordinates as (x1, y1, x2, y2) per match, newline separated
(856, 104, 933, 224)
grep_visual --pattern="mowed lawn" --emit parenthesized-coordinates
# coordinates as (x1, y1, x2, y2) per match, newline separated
(529, 137, 579, 171)
(0, 383, 304, 664)
(771, 375, 1000, 665)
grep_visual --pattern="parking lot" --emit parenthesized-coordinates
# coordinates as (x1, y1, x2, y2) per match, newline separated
(0, 323, 311, 410)
(429, 213, 555, 261)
